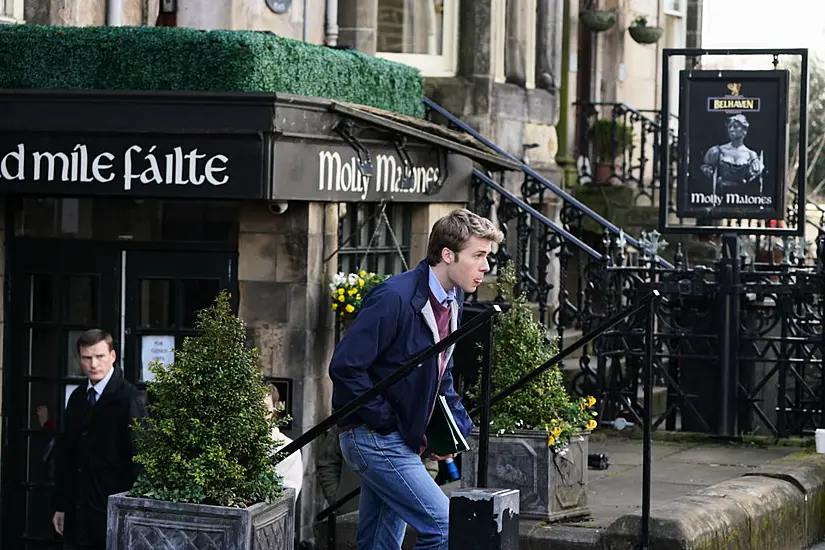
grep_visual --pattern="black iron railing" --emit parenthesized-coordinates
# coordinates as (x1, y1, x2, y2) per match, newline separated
(311, 290, 662, 550)
(575, 102, 678, 207)
(424, 97, 825, 439)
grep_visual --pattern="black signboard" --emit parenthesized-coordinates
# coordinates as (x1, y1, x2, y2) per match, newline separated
(272, 140, 472, 203)
(676, 70, 789, 219)
(0, 133, 269, 199)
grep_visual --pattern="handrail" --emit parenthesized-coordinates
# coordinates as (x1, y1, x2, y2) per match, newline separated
(423, 97, 674, 269)
(277, 304, 501, 459)
(472, 169, 602, 260)
(314, 290, 662, 524)
(581, 101, 671, 133)
(467, 290, 660, 416)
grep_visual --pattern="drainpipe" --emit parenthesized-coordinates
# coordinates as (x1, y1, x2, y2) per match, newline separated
(303, 0, 309, 42)
(324, 0, 339, 46)
(107, 0, 122, 26)
(555, 0, 576, 187)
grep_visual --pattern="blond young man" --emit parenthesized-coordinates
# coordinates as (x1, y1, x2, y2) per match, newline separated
(329, 208, 503, 550)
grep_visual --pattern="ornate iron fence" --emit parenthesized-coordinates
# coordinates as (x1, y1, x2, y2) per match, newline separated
(425, 97, 825, 438)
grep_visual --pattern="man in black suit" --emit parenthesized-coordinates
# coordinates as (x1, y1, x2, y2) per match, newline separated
(52, 329, 145, 550)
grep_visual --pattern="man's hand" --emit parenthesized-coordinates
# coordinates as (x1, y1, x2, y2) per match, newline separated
(52, 511, 64, 535)
(428, 453, 455, 461)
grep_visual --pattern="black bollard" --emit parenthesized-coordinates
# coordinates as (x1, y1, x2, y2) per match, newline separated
(448, 488, 519, 550)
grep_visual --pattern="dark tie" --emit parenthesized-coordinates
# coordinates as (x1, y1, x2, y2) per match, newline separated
(87, 387, 97, 407)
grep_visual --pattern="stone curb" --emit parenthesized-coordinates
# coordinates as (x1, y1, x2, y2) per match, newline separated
(602, 453, 825, 550)
(744, 451, 825, 547)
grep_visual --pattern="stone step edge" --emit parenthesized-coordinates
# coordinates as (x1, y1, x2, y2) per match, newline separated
(601, 450, 825, 550)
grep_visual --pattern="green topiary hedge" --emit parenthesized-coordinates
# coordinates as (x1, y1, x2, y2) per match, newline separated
(0, 25, 425, 117)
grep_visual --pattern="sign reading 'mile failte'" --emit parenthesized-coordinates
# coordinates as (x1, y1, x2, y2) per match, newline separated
(0, 136, 266, 199)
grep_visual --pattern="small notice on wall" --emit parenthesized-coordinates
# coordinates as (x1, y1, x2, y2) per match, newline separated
(141, 335, 175, 382)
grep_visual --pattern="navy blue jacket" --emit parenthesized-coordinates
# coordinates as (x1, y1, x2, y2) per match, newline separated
(329, 260, 473, 453)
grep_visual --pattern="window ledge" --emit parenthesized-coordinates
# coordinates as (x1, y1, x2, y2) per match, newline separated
(0, 15, 24, 24)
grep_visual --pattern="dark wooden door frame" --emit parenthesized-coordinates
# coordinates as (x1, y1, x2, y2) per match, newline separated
(0, 239, 239, 549)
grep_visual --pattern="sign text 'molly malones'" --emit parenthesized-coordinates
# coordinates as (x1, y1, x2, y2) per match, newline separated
(317, 149, 441, 200)
(0, 138, 266, 199)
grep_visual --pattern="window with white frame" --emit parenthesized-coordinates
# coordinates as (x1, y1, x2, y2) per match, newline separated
(376, 0, 459, 77)
(663, 0, 685, 17)
(1, 0, 24, 22)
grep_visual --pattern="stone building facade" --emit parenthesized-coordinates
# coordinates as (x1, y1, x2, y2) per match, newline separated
(0, 0, 701, 546)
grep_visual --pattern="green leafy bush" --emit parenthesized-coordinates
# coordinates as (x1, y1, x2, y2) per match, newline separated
(0, 25, 425, 117)
(587, 118, 634, 162)
(131, 292, 282, 507)
(489, 264, 597, 450)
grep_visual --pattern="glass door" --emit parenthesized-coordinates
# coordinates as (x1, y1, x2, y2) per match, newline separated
(2, 240, 120, 550)
(124, 250, 238, 387)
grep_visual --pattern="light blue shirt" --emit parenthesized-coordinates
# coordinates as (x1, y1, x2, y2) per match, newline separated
(87, 365, 115, 400)
(428, 266, 456, 305)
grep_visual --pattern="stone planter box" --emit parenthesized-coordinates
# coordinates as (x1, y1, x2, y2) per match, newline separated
(461, 429, 589, 522)
(107, 488, 295, 550)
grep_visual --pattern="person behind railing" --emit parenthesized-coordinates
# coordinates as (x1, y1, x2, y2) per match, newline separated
(264, 385, 303, 503)
(329, 208, 504, 550)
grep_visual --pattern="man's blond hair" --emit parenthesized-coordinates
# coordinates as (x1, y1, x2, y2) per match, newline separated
(426, 208, 503, 266)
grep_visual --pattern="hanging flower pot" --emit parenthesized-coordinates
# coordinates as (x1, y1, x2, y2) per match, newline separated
(580, 9, 618, 32)
(628, 16, 664, 44)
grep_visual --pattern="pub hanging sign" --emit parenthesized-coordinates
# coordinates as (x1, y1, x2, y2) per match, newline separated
(676, 69, 790, 220)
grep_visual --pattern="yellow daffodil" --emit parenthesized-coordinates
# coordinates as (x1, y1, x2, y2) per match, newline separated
(338, 288, 344, 295)
(586, 419, 597, 431)
(359, 279, 365, 287)
(360, 270, 367, 277)
(345, 304, 355, 313)
(587, 396, 597, 408)
(338, 295, 345, 303)
(547, 435, 556, 447)
(551, 426, 562, 438)
(348, 288, 358, 296)
(332, 303, 338, 310)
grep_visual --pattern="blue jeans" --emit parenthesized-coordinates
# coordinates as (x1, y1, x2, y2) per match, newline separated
(339, 426, 449, 550)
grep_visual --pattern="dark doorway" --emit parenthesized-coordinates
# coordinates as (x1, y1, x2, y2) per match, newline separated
(2, 240, 120, 550)
(1, 241, 238, 549)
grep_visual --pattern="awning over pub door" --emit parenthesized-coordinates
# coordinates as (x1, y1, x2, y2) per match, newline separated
(0, 90, 516, 202)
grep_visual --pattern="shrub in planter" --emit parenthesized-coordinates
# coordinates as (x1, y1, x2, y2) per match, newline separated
(462, 264, 598, 521)
(107, 292, 295, 550)
(587, 118, 635, 184)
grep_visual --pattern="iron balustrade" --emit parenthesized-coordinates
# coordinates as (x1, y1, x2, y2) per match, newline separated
(575, 101, 679, 208)
(424, 96, 825, 440)
(312, 290, 662, 550)
(422, 97, 673, 270)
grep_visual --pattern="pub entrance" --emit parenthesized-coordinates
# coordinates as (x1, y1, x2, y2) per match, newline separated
(1, 201, 239, 550)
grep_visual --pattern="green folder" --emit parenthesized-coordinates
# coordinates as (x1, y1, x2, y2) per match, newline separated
(425, 395, 470, 456)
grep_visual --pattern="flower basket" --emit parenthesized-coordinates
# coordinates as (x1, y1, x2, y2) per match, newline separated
(329, 270, 390, 324)
(580, 9, 618, 32)
(629, 24, 664, 44)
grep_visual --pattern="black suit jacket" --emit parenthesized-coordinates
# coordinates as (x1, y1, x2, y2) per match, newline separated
(53, 367, 145, 547)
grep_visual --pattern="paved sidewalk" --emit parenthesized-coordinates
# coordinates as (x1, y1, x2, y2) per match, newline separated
(328, 435, 812, 549)
(518, 435, 810, 548)
(584, 436, 802, 528)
